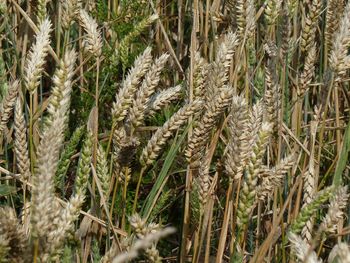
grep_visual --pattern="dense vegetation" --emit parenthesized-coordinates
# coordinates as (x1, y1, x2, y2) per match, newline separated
(0, 0, 349, 262)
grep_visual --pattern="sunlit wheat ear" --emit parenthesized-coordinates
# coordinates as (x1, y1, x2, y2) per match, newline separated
(62, 0, 81, 29)
(128, 53, 169, 129)
(112, 47, 153, 124)
(140, 100, 202, 166)
(298, 45, 317, 97)
(206, 32, 238, 101)
(0, 80, 19, 133)
(14, 97, 31, 181)
(24, 18, 52, 93)
(288, 233, 321, 263)
(96, 143, 110, 199)
(325, 0, 345, 53)
(329, 1, 350, 77)
(118, 14, 158, 68)
(300, 0, 321, 52)
(146, 84, 182, 117)
(236, 122, 272, 228)
(257, 154, 295, 201)
(47, 49, 77, 125)
(224, 96, 249, 180)
(0, 207, 27, 262)
(319, 186, 348, 234)
(79, 9, 102, 57)
(186, 86, 234, 168)
(328, 243, 350, 263)
(31, 110, 65, 243)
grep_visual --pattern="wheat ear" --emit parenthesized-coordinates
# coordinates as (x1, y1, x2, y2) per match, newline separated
(79, 9, 103, 57)
(146, 85, 182, 117)
(140, 100, 202, 166)
(300, 0, 321, 52)
(186, 86, 234, 168)
(62, 0, 81, 29)
(24, 18, 52, 93)
(328, 243, 350, 263)
(0, 207, 27, 262)
(288, 233, 321, 263)
(325, 0, 345, 53)
(224, 96, 249, 180)
(0, 80, 19, 133)
(97, 143, 110, 199)
(236, 122, 272, 227)
(329, 0, 350, 77)
(319, 186, 348, 234)
(298, 45, 317, 97)
(14, 97, 31, 181)
(128, 53, 169, 129)
(112, 47, 153, 124)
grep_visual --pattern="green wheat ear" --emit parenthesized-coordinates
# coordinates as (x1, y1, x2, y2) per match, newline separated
(118, 14, 158, 69)
(74, 131, 93, 196)
(289, 186, 334, 235)
(55, 125, 85, 194)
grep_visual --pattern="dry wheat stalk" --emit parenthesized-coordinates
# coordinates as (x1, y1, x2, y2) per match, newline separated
(140, 100, 202, 166)
(24, 18, 52, 93)
(14, 97, 31, 181)
(79, 9, 102, 57)
(224, 96, 249, 180)
(128, 53, 169, 129)
(0, 80, 19, 133)
(112, 47, 153, 123)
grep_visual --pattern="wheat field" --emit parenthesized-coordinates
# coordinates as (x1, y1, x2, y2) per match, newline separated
(0, 0, 349, 262)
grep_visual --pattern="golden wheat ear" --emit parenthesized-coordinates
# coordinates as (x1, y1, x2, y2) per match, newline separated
(288, 233, 321, 263)
(112, 47, 153, 124)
